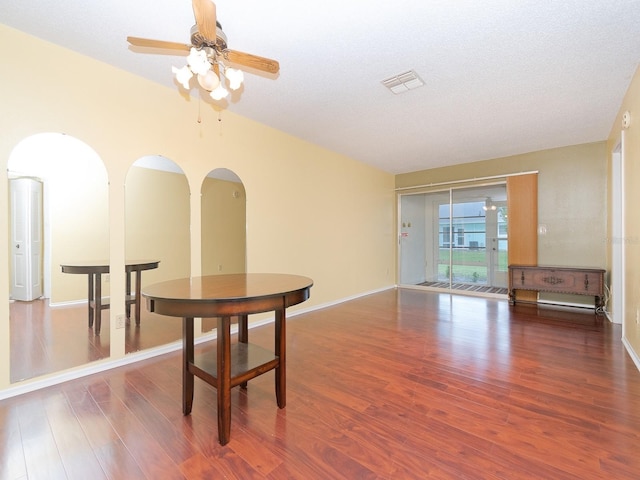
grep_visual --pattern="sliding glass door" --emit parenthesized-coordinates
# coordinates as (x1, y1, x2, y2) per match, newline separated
(399, 184, 508, 294)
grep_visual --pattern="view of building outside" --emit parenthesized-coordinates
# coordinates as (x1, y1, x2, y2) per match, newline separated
(438, 200, 508, 284)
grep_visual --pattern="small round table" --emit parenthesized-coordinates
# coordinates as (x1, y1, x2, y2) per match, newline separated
(60, 260, 159, 334)
(142, 273, 313, 445)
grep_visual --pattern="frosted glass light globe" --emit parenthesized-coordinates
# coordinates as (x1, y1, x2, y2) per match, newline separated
(187, 48, 211, 76)
(210, 84, 229, 101)
(225, 68, 244, 90)
(172, 65, 193, 89)
(197, 71, 220, 91)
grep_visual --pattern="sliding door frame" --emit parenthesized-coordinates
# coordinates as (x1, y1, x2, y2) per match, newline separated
(397, 171, 538, 296)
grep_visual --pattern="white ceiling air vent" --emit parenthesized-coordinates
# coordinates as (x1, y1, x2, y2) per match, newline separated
(381, 70, 424, 94)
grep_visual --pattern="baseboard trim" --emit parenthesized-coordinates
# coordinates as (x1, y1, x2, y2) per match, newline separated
(622, 336, 640, 373)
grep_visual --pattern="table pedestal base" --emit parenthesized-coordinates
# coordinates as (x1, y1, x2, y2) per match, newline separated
(182, 312, 286, 446)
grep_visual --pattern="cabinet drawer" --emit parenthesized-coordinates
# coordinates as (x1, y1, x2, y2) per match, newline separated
(514, 268, 603, 295)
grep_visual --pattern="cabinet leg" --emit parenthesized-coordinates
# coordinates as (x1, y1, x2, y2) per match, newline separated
(595, 297, 605, 315)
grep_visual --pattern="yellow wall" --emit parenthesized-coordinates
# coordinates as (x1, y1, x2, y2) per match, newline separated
(608, 65, 640, 361)
(396, 142, 608, 272)
(8, 135, 110, 303)
(0, 25, 396, 391)
(201, 177, 247, 275)
(125, 166, 191, 286)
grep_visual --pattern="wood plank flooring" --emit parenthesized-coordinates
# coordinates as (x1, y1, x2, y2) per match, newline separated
(2, 288, 640, 479)
(9, 299, 184, 382)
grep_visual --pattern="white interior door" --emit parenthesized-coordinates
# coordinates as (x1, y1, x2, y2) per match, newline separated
(10, 177, 43, 301)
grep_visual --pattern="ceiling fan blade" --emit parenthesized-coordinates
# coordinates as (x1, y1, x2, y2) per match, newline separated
(192, 0, 217, 43)
(223, 49, 280, 74)
(127, 36, 191, 52)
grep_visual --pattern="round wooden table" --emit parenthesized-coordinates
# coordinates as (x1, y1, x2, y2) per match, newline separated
(142, 273, 313, 445)
(60, 260, 159, 334)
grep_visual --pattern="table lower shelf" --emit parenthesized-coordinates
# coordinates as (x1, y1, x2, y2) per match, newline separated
(191, 343, 280, 389)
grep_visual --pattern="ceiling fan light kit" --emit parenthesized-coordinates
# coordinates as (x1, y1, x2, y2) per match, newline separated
(128, 0, 279, 103)
(172, 46, 244, 100)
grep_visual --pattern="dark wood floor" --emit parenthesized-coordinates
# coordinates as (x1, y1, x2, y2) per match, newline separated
(9, 299, 187, 382)
(2, 289, 639, 479)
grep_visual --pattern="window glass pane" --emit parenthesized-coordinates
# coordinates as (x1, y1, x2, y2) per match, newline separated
(399, 184, 507, 291)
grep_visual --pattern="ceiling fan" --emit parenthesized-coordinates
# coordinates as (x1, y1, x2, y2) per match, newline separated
(127, 0, 279, 100)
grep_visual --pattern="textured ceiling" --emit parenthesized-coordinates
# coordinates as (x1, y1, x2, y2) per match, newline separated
(2, 0, 639, 174)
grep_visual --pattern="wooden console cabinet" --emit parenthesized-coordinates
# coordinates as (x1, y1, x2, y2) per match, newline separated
(508, 265, 605, 311)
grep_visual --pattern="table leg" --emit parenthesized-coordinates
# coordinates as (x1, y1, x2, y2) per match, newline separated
(238, 314, 248, 389)
(217, 316, 232, 446)
(125, 270, 132, 322)
(183, 317, 195, 415)
(87, 274, 94, 328)
(95, 274, 102, 335)
(134, 269, 142, 326)
(274, 308, 286, 408)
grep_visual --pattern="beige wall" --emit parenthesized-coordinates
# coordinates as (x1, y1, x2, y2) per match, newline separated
(608, 65, 640, 361)
(201, 177, 246, 275)
(125, 166, 191, 286)
(0, 25, 396, 391)
(396, 142, 608, 272)
(8, 135, 110, 303)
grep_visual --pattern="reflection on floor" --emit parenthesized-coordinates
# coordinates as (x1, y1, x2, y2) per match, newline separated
(9, 299, 183, 383)
(418, 281, 508, 295)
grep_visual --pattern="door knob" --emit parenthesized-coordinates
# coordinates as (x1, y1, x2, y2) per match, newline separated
(16, 244, 20, 249)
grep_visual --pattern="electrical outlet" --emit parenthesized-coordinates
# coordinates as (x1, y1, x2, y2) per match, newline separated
(116, 314, 126, 329)
(218, 264, 223, 271)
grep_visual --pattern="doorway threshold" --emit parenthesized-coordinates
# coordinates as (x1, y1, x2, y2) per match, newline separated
(417, 281, 508, 296)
